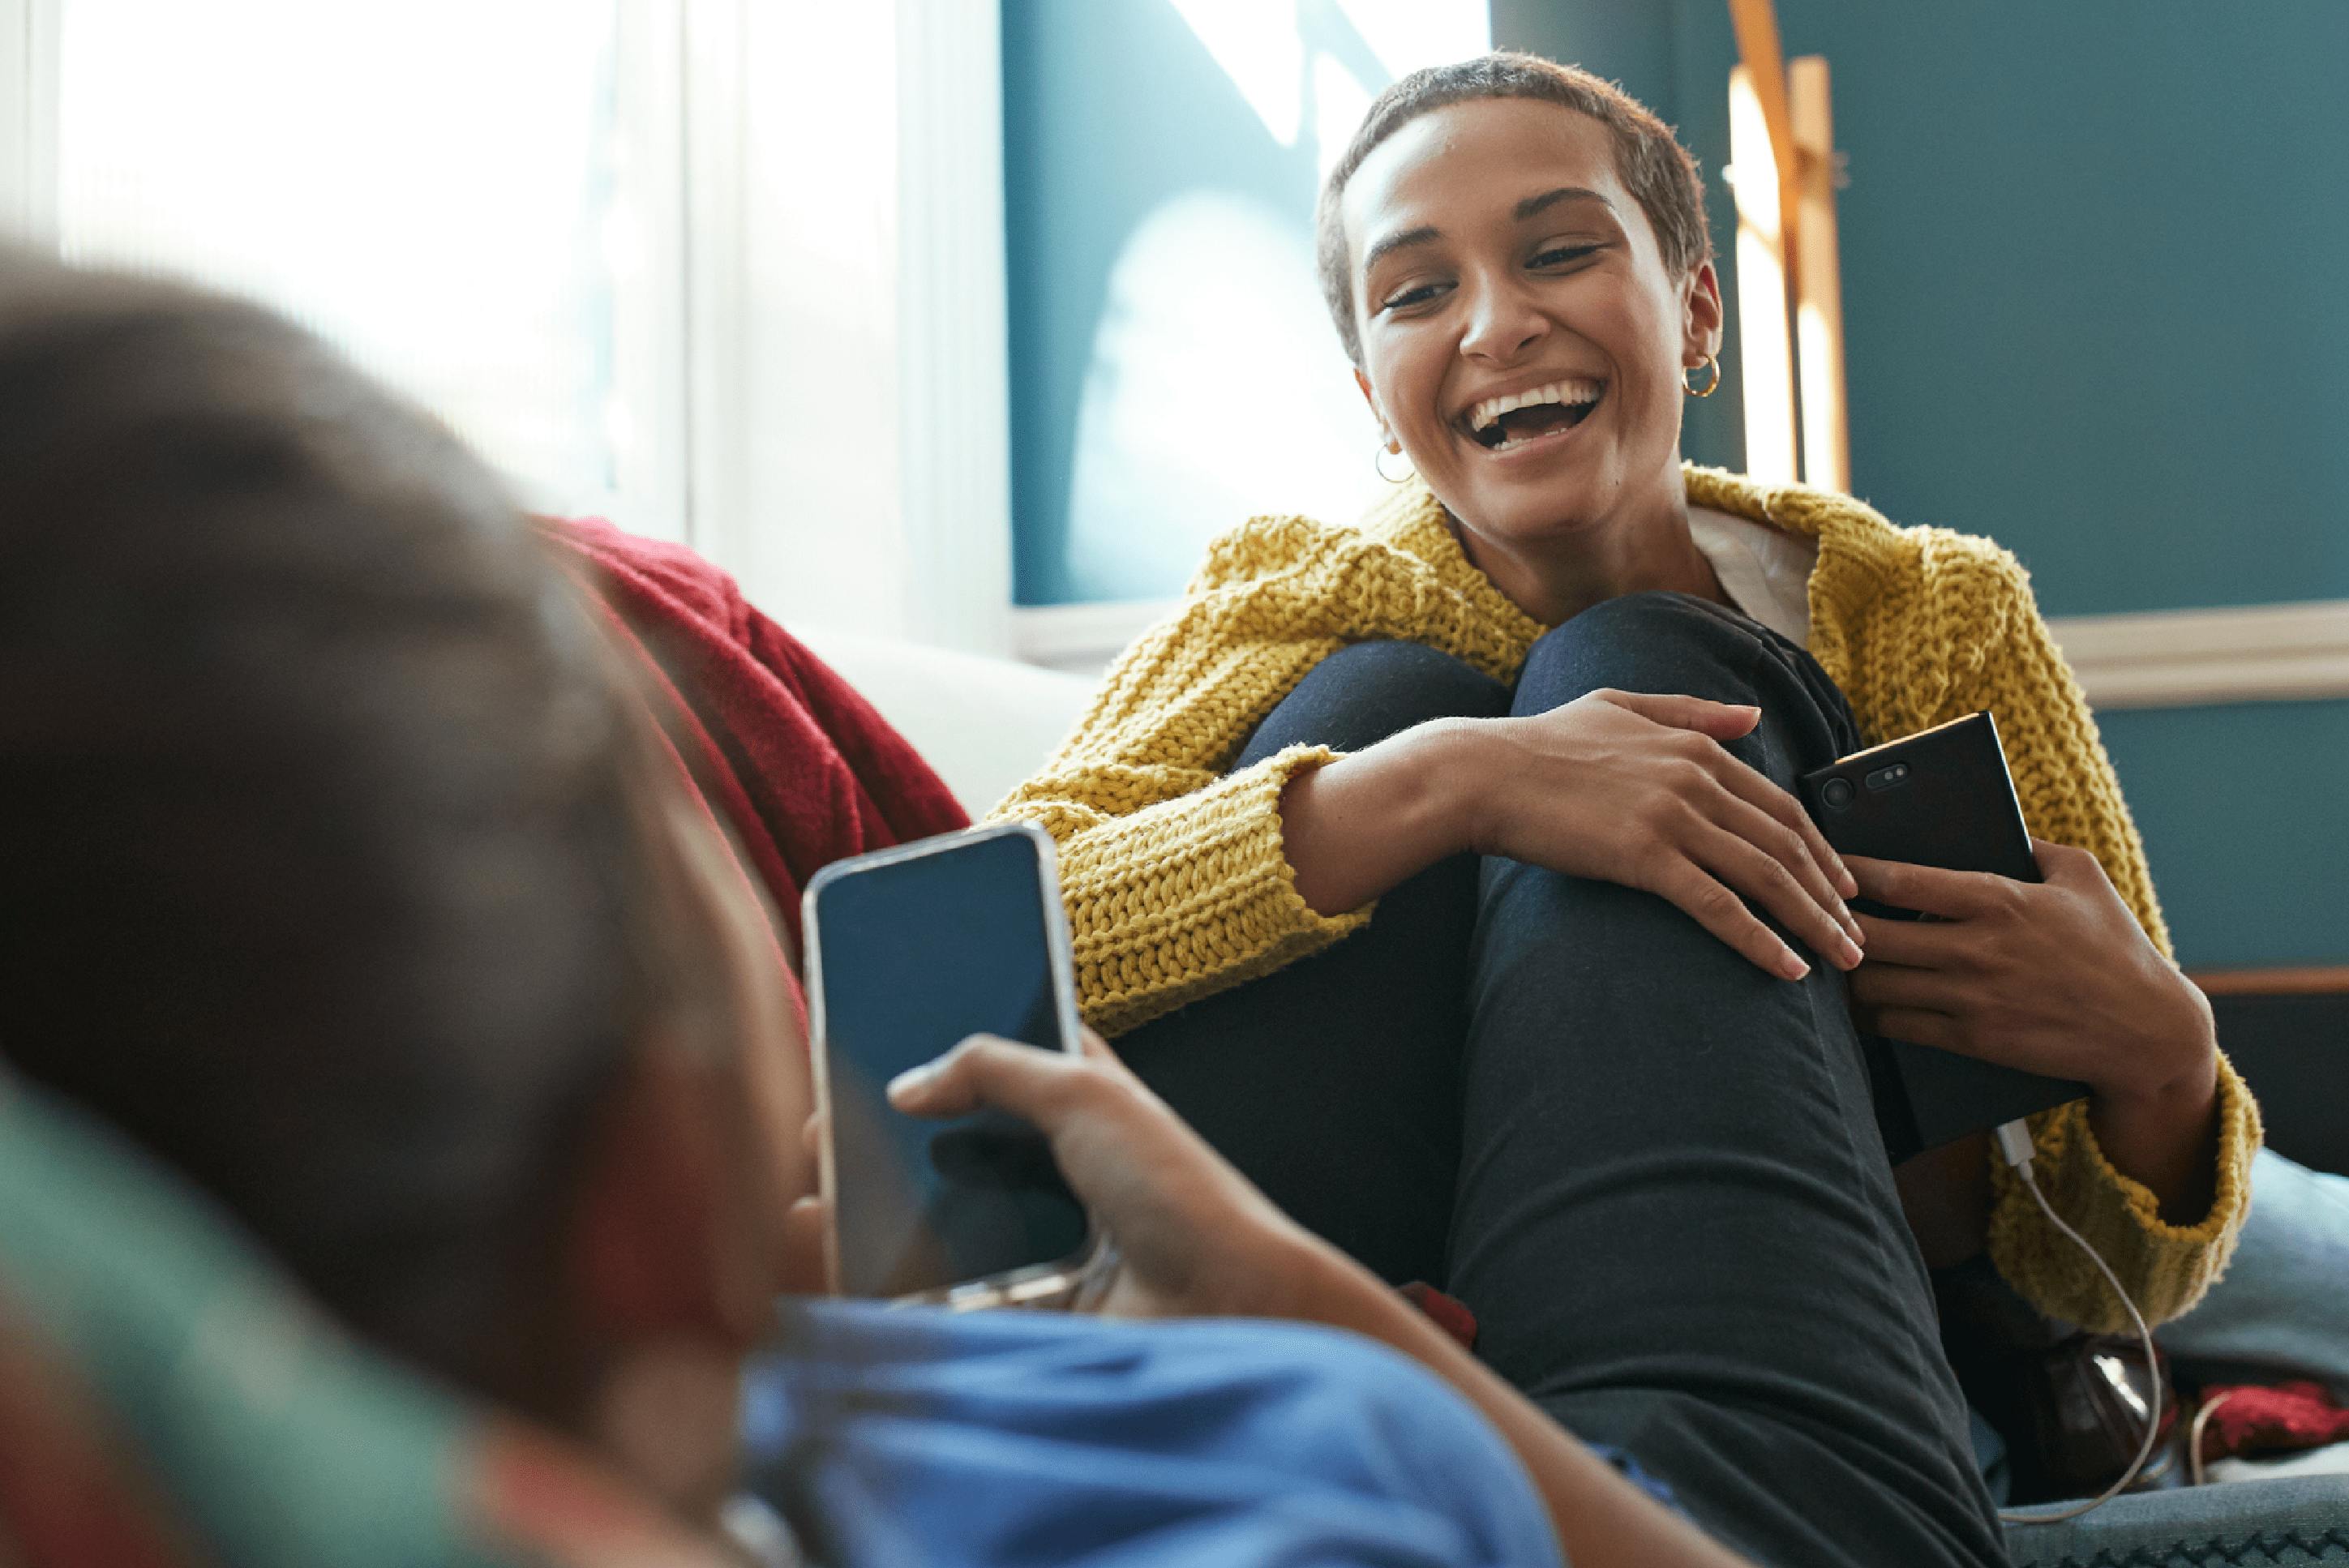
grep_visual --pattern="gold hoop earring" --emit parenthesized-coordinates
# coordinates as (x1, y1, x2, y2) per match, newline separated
(1683, 353, 1721, 399)
(1374, 441, 1412, 484)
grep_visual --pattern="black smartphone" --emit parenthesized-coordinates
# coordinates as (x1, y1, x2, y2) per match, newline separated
(1800, 713, 2089, 1163)
(802, 822, 1097, 1306)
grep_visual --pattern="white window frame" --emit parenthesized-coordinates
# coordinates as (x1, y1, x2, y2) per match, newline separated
(1, 0, 1018, 658)
(0, 0, 59, 245)
(685, 0, 1014, 657)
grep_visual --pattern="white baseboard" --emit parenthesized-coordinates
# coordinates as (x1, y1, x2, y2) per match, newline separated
(1012, 597, 2349, 712)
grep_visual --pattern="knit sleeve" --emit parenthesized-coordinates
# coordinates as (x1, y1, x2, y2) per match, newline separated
(1941, 547, 2261, 1329)
(987, 538, 1374, 1036)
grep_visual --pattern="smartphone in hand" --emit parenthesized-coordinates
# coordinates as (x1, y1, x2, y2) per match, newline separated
(1801, 713, 2089, 1162)
(803, 822, 1098, 1306)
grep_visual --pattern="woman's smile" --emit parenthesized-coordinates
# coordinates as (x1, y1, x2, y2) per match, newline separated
(1459, 375, 1606, 456)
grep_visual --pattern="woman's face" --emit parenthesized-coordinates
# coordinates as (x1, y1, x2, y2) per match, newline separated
(1344, 97, 1721, 546)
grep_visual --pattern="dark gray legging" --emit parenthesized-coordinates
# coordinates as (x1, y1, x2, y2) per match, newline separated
(1115, 592, 2007, 1568)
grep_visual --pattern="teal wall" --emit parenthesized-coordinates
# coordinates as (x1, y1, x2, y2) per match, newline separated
(1006, 2, 2349, 966)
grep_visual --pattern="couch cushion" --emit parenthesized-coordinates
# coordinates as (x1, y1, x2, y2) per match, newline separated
(797, 629, 1095, 816)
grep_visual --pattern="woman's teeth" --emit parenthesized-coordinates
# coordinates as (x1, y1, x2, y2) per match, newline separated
(1465, 378, 1604, 449)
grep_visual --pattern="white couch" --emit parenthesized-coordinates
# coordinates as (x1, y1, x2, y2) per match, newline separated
(796, 629, 1096, 817)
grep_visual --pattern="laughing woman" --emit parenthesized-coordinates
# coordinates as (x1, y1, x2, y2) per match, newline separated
(992, 52, 2258, 1568)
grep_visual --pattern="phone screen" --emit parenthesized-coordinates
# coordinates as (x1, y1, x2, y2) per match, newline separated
(809, 829, 1089, 1299)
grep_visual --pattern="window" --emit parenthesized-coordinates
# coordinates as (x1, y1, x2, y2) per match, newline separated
(5, 2, 1022, 658)
(42, 0, 687, 536)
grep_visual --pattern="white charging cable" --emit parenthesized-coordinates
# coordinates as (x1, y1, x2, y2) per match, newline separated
(1991, 1116, 2164, 1526)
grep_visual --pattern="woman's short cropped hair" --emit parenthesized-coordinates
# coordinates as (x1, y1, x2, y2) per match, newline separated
(1314, 50, 1715, 367)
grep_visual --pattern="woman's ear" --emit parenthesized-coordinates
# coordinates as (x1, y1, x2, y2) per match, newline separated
(1353, 366, 1400, 452)
(1682, 262, 1725, 366)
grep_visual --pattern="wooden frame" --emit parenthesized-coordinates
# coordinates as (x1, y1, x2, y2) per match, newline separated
(2190, 966, 2349, 998)
(1725, 0, 1850, 492)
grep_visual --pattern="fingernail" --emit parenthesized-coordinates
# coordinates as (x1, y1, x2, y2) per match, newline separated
(1839, 936, 1864, 970)
(1837, 865, 1858, 898)
(1780, 951, 1811, 981)
(885, 1062, 940, 1100)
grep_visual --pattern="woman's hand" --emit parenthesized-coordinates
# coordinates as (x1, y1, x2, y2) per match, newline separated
(1846, 840, 2222, 1217)
(1280, 692, 1860, 982)
(1468, 690, 1863, 980)
(884, 1029, 1330, 1322)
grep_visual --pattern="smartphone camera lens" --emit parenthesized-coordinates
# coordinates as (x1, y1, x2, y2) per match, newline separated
(1820, 777, 1857, 812)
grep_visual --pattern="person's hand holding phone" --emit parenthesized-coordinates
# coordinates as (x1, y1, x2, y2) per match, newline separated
(887, 1026, 1760, 1568)
(883, 1028, 1325, 1322)
(1844, 839, 2211, 1099)
(1845, 838, 2222, 1221)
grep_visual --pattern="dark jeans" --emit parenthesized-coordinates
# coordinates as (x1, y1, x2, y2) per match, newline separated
(1117, 593, 2007, 1568)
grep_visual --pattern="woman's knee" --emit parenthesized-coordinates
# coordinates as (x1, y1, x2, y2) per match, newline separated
(1516, 591, 1770, 713)
(1237, 639, 1508, 765)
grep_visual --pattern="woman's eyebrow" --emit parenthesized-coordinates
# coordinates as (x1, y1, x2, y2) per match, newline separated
(1515, 185, 1613, 221)
(1361, 224, 1440, 276)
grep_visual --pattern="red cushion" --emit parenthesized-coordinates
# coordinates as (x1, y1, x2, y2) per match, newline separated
(536, 518, 969, 1009)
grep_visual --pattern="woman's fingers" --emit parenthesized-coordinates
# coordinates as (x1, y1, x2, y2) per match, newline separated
(1846, 958, 1959, 1013)
(1684, 821, 1862, 972)
(1846, 855, 2009, 921)
(1850, 911, 1968, 968)
(1601, 688, 1762, 741)
(1866, 1005, 1961, 1053)
(1710, 789, 1862, 949)
(1703, 747, 1858, 900)
(1652, 859, 1811, 980)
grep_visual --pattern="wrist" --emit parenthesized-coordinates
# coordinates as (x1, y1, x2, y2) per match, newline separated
(2096, 966, 2218, 1110)
(1412, 716, 1504, 859)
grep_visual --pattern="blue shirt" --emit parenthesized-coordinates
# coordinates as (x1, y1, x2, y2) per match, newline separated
(739, 1300, 1565, 1567)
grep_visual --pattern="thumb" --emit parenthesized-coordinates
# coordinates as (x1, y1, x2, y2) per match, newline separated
(1605, 689, 1762, 739)
(885, 1034, 1087, 1127)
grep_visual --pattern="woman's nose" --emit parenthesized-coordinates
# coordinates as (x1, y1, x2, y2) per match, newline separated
(1459, 276, 1548, 363)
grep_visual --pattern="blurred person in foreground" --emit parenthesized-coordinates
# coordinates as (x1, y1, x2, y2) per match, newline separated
(0, 253, 1753, 1566)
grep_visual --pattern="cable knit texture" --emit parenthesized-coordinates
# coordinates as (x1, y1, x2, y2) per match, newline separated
(989, 464, 2257, 1330)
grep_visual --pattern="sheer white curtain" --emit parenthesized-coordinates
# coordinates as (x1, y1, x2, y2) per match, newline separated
(43, 0, 687, 536)
(3, 0, 1017, 649)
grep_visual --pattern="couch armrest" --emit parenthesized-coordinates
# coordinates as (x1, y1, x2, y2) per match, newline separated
(2004, 1472, 2349, 1565)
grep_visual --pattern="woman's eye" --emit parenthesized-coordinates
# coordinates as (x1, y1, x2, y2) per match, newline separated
(1531, 243, 1601, 269)
(1379, 281, 1447, 313)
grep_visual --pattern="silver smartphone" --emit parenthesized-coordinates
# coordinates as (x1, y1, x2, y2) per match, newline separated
(802, 821, 1099, 1309)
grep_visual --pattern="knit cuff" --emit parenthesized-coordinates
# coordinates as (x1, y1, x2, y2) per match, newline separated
(1054, 743, 1370, 1036)
(1987, 1052, 2261, 1331)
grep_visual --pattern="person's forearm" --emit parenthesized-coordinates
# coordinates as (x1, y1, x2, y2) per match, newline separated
(1279, 718, 1485, 916)
(1278, 1243, 1751, 1568)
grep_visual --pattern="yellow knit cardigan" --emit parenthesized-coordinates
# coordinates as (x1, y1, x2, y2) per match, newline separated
(990, 465, 2258, 1331)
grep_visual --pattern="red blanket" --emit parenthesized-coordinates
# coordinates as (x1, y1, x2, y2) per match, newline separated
(536, 518, 968, 998)
(2198, 1380, 2349, 1462)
